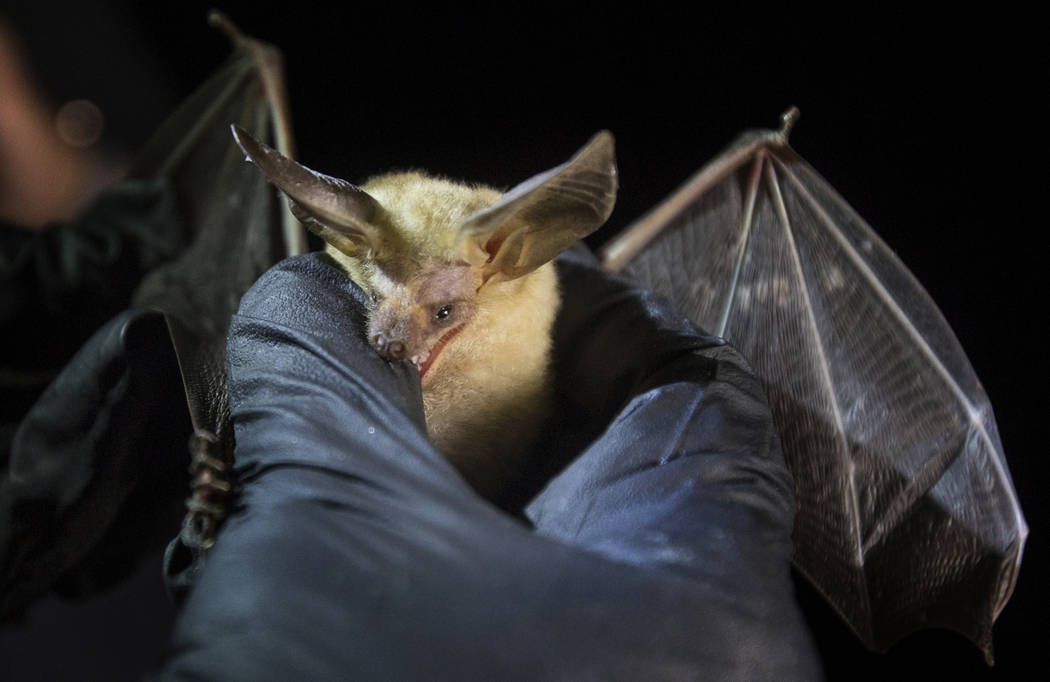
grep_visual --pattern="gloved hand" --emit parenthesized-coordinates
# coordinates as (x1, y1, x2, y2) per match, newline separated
(154, 250, 820, 681)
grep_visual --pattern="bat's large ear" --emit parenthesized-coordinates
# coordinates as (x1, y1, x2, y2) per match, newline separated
(458, 131, 617, 286)
(231, 125, 382, 257)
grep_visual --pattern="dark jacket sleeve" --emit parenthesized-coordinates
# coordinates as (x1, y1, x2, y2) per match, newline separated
(154, 251, 820, 681)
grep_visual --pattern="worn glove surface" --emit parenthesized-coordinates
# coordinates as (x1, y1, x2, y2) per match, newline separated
(155, 250, 819, 681)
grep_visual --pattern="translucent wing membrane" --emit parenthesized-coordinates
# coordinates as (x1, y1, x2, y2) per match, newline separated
(601, 122, 1027, 660)
(132, 15, 301, 441)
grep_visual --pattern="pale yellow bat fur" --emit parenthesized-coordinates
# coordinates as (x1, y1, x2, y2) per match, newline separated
(326, 172, 560, 499)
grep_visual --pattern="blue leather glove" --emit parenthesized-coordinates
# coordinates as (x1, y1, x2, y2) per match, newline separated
(154, 250, 819, 681)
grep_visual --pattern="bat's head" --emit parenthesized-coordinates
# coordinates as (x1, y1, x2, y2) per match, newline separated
(231, 127, 617, 380)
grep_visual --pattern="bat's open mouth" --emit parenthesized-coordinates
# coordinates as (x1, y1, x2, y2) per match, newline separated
(414, 325, 463, 381)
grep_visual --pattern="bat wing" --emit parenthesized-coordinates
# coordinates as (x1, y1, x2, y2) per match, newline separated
(133, 12, 301, 443)
(599, 109, 1027, 661)
(130, 13, 304, 552)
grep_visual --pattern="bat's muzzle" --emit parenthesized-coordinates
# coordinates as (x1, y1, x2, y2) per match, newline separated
(371, 332, 407, 361)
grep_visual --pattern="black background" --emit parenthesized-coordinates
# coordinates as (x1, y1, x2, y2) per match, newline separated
(1, 2, 1044, 680)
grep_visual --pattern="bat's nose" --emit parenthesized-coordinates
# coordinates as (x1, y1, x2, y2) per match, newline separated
(371, 333, 407, 360)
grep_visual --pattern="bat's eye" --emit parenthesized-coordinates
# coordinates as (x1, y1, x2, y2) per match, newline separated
(434, 304, 453, 321)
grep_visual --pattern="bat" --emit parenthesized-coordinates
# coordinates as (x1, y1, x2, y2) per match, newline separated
(0, 14, 1026, 676)
(230, 125, 617, 499)
(232, 98, 1024, 660)
(600, 108, 1027, 662)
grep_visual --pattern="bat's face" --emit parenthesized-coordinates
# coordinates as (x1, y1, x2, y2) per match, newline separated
(363, 258, 481, 382)
(334, 172, 497, 383)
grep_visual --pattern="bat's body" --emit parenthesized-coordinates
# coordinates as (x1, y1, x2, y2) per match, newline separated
(326, 172, 560, 495)
(232, 128, 617, 498)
